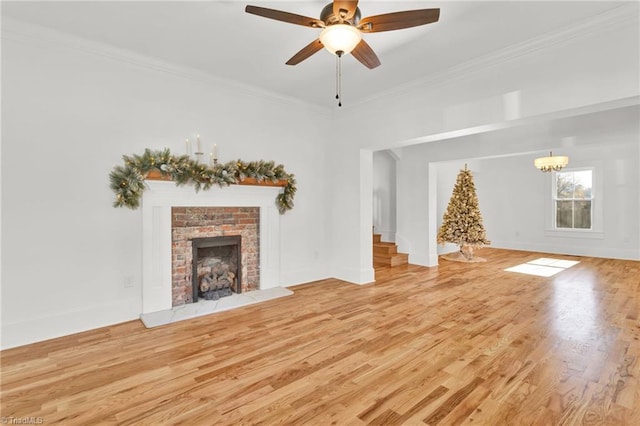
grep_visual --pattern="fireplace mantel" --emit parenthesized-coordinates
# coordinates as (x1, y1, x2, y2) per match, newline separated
(141, 180, 282, 314)
(145, 169, 288, 187)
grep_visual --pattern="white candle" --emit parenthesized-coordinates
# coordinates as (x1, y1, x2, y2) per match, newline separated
(212, 143, 217, 160)
(185, 138, 191, 156)
(197, 134, 202, 153)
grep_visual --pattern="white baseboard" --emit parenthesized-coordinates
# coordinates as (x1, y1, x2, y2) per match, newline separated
(331, 265, 375, 285)
(408, 251, 439, 267)
(489, 240, 640, 261)
(280, 267, 331, 287)
(1, 302, 140, 350)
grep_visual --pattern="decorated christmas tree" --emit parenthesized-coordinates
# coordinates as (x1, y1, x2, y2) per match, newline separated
(437, 165, 490, 261)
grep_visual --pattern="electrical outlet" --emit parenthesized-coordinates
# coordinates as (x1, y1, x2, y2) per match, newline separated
(124, 275, 134, 288)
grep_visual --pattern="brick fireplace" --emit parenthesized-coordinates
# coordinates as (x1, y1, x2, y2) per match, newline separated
(141, 181, 282, 314)
(171, 207, 259, 306)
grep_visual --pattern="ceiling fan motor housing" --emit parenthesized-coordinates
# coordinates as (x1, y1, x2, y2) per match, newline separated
(320, 3, 361, 25)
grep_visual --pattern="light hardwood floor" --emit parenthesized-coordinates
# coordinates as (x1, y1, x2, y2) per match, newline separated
(1, 248, 639, 425)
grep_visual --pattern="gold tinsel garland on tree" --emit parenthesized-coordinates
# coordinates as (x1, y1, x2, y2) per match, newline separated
(437, 167, 490, 249)
(109, 148, 296, 214)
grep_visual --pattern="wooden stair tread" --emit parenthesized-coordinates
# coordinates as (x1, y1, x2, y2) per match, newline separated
(374, 244, 397, 256)
(372, 234, 408, 267)
(373, 253, 408, 260)
(374, 254, 409, 267)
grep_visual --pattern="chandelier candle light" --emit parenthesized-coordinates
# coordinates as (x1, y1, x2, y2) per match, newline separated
(534, 151, 569, 172)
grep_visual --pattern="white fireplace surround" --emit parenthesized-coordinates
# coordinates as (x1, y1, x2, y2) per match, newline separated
(142, 181, 282, 314)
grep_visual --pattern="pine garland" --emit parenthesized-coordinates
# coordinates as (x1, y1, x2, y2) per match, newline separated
(109, 148, 296, 214)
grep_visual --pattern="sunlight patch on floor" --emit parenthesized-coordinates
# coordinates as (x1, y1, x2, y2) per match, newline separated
(505, 257, 580, 277)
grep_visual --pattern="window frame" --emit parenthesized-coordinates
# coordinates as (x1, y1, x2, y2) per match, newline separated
(544, 162, 603, 240)
(553, 168, 594, 231)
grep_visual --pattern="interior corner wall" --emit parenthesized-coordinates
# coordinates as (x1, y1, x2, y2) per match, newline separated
(1, 21, 331, 349)
(372, 151, 397, 242)
(394, 150, 431, 266)
(324, 141, 375, 284)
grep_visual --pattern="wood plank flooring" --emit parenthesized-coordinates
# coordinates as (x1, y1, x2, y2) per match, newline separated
(1, 248, 639, 425)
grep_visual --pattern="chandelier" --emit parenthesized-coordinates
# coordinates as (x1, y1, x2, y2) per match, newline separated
(534, 151, 569, 172)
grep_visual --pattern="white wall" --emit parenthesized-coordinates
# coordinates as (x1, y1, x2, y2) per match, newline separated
(1, 20, 330, 349)
(433, 129, 639, 260)
(329, 5, 639, 275)
(372, 150, 396, 242)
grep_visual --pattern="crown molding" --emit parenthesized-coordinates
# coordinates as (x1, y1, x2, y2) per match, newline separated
(1, 17, 333, 116)
(2, 3, 637, 113)
(346, 3, 639, 109)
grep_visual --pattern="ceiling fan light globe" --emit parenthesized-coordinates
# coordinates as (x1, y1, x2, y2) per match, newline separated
(319, 24, 362, 55)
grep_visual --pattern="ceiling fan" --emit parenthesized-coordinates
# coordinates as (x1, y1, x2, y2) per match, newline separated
(245, 1, 440, 69)
(245, 1, 440, 105)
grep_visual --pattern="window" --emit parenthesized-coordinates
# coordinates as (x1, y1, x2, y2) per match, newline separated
(554, 170, 593, 229)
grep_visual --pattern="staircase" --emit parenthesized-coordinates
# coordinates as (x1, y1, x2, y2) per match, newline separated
(373, 234, 409, 268)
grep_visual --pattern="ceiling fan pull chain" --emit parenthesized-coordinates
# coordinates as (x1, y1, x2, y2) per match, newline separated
(335, 54, 340, 106)
(335, 54, 339, 101)
(336, 50, 343, 107)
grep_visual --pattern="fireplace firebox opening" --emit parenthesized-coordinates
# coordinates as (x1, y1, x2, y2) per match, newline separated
(191, 236, 242, 302)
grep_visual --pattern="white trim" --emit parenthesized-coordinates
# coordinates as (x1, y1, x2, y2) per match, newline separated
(348, 3, 639, 109)
(3, 2, 636, 113)
(408, 251, 438, 268)
(544, 230, 604, 240)
(141, 181, 282, 314)
(490, 240, 639, 261)
(1, 17, 331, 115)
(1, 301, 140, 350)
(332, 266, 375, 285)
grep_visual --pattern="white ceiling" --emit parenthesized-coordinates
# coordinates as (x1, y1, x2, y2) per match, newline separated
(1, 1, 628, 109)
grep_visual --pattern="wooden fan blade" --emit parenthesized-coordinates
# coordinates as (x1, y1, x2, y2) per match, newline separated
(351, 39, 381, 69)
(245, 5, 324, 28)
(333, 0, 359, 20)
(359, 9, 440, 33)
(286, 39, 324, 65)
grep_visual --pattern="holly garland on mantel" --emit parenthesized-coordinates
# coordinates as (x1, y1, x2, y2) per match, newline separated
(109, 148, 296, 214)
